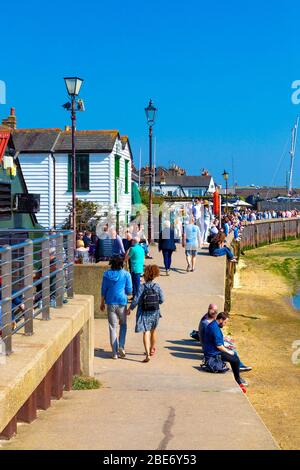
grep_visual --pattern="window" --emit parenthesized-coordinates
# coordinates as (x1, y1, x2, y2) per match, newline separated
(0, 182, 12, 220)
(126, 210, 129, 225)
(68, 154, 89, 192)
(114, 155, 121, 203)
(125, 159, 129, 194)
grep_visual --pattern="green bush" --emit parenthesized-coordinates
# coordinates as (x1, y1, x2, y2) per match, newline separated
(72, 375, 101, 390)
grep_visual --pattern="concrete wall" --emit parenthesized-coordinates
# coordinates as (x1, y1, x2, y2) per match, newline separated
(0, 294, 94, 437)
(74, 263, 108, 318)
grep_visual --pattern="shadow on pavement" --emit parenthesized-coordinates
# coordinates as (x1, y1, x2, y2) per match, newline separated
(166, 339, 199, 346)
(166, 345, 202, 354)
(169, 351, 203, 361)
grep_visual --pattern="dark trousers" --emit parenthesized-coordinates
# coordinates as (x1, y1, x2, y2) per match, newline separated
(162, 249, 173, 270)
(220, 351, 242, 384)
(131, 272, 141, 297)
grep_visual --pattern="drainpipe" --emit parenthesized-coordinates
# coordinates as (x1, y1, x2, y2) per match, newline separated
(50, 152, 56, 229)
(50, 131, 61, 230)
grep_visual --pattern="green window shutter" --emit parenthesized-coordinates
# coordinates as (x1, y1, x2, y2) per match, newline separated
(68, 154, 90, 192)
(114, 155, 121, 203)
(125, 160, 129, 194)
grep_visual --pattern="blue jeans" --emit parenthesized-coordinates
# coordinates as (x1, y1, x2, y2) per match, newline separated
(131, 272, 141, 297)
(162, 249, 173, 270)
(140, 242, 149, 256)
(107, 304, 127, 355)
(234, 350, 246, 368)
(212, 247, 234, 260)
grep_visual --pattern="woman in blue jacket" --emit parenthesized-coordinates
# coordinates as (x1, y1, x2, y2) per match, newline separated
(100, 256, 132, 359)
(158, 221, 176, 276)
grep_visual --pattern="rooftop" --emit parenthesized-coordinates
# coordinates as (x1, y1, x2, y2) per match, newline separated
(12, 129, 130, 154)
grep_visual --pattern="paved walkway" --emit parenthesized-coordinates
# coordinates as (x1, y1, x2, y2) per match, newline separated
(1, 247, 278, 450)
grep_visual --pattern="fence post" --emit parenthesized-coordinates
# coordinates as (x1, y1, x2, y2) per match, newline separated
(268, 223, 272, 244)
(254, 224, 258, 247)
(66, 232, 74, 298)
(24, 240, 34, 336)
(297, 219, 300, 238)
(283, 221, 287, 241)
(55, 234, 64, 308)
(41, 237, 50, 321)
(1, 246, 12, 355)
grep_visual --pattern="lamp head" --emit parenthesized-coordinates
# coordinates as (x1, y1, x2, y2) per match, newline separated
(145, 99, 157, 126)
(64, 77, 84, 97)
(222, 169, 229, 181)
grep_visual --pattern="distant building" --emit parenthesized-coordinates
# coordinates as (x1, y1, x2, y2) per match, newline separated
(0, 118, 38, 230)
(12, 125, 133, 229)
(139, 164, 215, 198)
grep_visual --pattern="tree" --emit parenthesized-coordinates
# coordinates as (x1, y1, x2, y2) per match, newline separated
(62, 199, 101, 231)
(139, 187, 164, 208)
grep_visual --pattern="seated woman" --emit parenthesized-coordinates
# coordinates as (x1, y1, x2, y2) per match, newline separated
(209, 233, 237, 262)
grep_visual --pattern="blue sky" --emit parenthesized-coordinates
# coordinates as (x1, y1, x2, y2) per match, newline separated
(1, 0, 299, 186)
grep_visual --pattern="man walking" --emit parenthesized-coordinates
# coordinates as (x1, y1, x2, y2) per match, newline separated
(126, 237, 145, 297)
(183, 216, 202, 272)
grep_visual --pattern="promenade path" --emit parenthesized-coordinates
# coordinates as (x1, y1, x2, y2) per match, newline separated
(1, 247, 278, 450)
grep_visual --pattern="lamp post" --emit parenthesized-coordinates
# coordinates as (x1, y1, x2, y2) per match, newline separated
(222, 169, 229, 213)
(145, 99, 157, 243)
(63, 77, 84, 241)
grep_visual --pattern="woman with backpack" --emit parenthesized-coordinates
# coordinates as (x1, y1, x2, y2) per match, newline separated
(127, 264, 164, 363)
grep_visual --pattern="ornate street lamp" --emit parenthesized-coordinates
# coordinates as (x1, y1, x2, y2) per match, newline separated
(222, 169, 229, 213)
(63, 77, 84, 242)
(145, 99, 157, 243)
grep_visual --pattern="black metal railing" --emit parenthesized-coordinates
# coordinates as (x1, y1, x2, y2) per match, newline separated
(0, 229, 74, 356)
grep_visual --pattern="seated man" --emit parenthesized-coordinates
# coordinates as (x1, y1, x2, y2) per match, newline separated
(199, 304, 251, 372)
(204, 312, 249, 387)
(198, 303, 218, 346)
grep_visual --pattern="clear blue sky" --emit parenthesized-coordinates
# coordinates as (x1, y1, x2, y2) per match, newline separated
(1, 0, 300, 186)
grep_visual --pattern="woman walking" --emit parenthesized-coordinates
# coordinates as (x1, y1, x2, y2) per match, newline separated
(158, 220, 176, 275)
(100, 256, 133, 359)
(128, 265, 164, 363)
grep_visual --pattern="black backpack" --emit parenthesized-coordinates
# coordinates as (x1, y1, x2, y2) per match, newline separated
(202, 355, 228, 373)
(142, 285, 160, 312)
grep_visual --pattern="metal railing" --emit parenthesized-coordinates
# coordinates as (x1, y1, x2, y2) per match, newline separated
(0, 230, 74, 355)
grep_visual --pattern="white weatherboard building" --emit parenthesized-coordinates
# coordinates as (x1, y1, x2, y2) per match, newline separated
(13, 129, 133, 229)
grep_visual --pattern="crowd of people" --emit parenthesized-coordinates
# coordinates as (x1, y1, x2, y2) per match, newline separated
(48, 201, 300, 386)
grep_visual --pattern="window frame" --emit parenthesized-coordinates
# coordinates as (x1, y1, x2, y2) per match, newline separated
(68, 154, 90, 192)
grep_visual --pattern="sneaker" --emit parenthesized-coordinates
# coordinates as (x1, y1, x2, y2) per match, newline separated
(112, 354, 118, 360)
(240, 378, 248, 386)
(240, 365, 252, 372)
(118, 347, 126, 358)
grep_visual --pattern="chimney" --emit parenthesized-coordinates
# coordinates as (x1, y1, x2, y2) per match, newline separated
(2, 107, 17, 130)
(159, 169, 166, 185)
